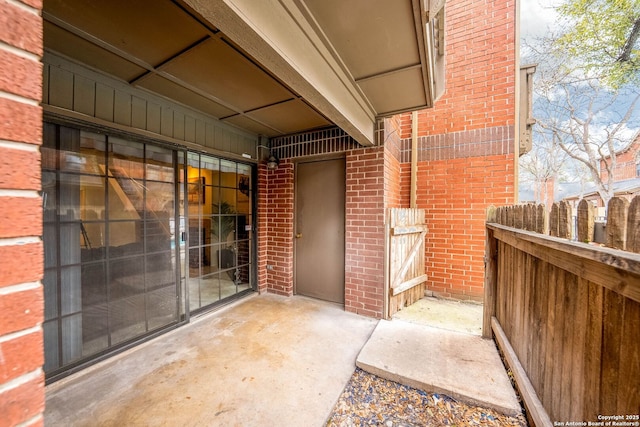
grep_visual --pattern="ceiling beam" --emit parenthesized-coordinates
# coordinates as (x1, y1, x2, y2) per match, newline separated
(181, 0, 377, 146)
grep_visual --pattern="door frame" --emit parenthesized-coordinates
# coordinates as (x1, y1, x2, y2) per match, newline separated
(293, 154, 347, 302)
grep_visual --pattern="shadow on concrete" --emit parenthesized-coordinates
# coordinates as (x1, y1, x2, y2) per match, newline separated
(45, 293, 378, 426)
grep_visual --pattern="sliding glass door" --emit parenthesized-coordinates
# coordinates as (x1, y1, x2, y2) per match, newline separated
(41, 122, 255, 379)
(186, 153, 254, 313)
(42, 123, 182, 377)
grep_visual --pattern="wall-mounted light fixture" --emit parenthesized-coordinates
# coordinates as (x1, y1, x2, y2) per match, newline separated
(256, 140, 279, 170)
(266, 153, 279, 170)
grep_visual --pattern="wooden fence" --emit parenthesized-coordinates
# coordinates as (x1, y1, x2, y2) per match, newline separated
(484, 196, 640, 426)
(385, 208, 427, 318)
(493, 197, 640, 251)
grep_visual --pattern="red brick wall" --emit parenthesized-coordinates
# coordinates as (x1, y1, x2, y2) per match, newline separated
(0, 0, 45, 425)
(383, 117, 404, 210)
(405, 155, 515, 300)
(400, 0, 516, 138)
(345, 147, 386, 317)
(600, 136, 640, 182)
(257, 159, 295, 296)
(257, 0, 517, 308)
(396, 0, 516, 300)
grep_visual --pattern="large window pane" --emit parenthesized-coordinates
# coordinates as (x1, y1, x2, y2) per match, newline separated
(220, 188, 236, 212)
(59, 131, 105, 175)
(236, 264, 251, 291)
(43, 321, 59, 372)
(43, 224, 57, 268)
(61, 314, 83, 364)
(108, 177, 144, 216)
(59, 173, 81, 221)
(80, 175, 105, 221)
(81, 261, 108, 356)
(201, 156, 219, 186)
(43, 270, 58, 321)
(146, 181, 174, 218)
(109, 138, 144, 179)
(82, 262, 106, 307)
(60, 266, 81, 315)
(220, 160, 235, 187)
(146, 145, 174, 183)
(79, 132, 106, 175)
(42, 123, 182, 378)
(218, 216, 236, 246)
(237, 240, 250, 269)
(147, 286, 178, 330)
(60, 223, 81, 266)
(108, 221, 143, 257)
(199, 273, 220, 306)
(146, 252, 175, 289)
(186, 153, 253, 314)
(109, 295, 146, 345)
(109, 256, 145, 300)
(42, 171, 57, 222)
(237, 164, 251, 215)
(146, 221, 172, 253)
(82, 302, 108, 355)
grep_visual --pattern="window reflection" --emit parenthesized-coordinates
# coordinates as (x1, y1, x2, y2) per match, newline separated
(42, 124, 179, 377)
(187, 154, 253, 313)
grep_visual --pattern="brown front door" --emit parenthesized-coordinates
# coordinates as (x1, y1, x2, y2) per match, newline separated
(295, 158, 345, 304)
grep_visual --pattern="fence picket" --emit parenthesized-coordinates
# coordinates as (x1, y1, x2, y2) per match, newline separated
(486, 195, 640, 424)
(607, 197, 630, 250)
(549, 203, 559, 237)
(488, 195, 640, 253)
(559, 201, 572, 239)
(626, 196, 640, 253)
(577, 199, 595, 243)
(536, 204, 547, 234)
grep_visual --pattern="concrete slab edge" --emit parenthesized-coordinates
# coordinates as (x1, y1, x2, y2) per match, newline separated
(356, 359, 521, 417)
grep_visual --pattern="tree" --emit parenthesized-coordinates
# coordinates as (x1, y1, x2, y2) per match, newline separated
(555, 0, 640, 88)
(519, 126, 568, 204)
(520, 0, 640, 208)
(531, 63, 640, 206)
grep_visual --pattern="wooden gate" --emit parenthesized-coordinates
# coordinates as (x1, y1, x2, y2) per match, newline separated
(386, 208, 428, 318)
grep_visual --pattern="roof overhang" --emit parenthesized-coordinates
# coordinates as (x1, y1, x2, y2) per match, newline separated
(43, 0, 446, 146)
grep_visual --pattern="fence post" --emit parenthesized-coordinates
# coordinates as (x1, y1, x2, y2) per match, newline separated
(559, 200, 572, 239)
(577, 199, 595, 243)
(536, 204, 548, 234)
(627, 196, 640, 253)
(523, 204, 532, 231)
(550, 203, 559, 237)
(483, 208, 498, 338)
(515, 205, 524, 230)
(606, 197, 630, 250)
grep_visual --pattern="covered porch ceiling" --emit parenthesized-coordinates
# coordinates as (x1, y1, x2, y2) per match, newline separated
(43, 0, 444, 146)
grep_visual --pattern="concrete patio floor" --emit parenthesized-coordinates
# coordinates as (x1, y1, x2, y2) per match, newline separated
(45, 293, 378, 426)
(45, 293, 519, 426)
(392, 296, 484, 335)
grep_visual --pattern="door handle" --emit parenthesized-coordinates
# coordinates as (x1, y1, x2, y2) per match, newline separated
(295, 233, 303, 239)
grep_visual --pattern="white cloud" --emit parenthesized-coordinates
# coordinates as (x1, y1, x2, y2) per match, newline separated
(520, 0, 559, 43)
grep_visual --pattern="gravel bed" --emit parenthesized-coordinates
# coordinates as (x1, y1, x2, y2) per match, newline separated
(326, 369, 528, 426)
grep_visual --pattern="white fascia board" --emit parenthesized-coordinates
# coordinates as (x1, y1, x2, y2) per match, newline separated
(183, 0, 377, 146)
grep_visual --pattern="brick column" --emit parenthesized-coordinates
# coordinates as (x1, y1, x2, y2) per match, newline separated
(0, 0, 45, 425)
(256, 163, 268, 293)
(345, 147, 386, 318)
(259, 159, 294, 296)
